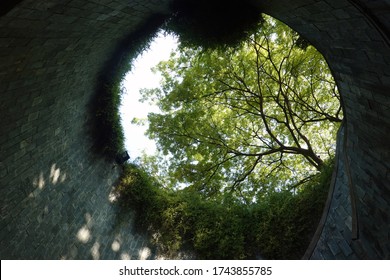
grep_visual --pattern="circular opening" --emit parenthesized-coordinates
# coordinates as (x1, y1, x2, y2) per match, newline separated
(116, 14, 343, 259)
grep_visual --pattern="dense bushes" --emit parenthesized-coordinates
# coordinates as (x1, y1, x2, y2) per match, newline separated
(164, 0, 264, 49)
(116, 160, 333, 259)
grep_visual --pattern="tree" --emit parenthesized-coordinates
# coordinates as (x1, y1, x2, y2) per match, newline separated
(138, 16, 342, 203)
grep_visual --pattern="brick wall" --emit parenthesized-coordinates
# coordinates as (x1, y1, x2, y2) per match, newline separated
(0, 0, 389, 259)
(0, 0, 171, 259)
(256, 0, 390, 259)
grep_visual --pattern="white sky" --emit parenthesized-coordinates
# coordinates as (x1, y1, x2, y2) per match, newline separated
(119, 31, 178, 160)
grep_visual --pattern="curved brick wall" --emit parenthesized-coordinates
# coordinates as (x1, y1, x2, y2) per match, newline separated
(256, 0, 390, 259)
(0, 0, 389, 259)
(0, 0, 171, 260)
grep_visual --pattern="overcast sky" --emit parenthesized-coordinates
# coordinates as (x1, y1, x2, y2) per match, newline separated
(120, 31, 178, 160)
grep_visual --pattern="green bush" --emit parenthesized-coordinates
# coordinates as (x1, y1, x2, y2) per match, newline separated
(116, 159, 334, 259)
(164, 0, 264, 49)
(96, 6, 333, 259)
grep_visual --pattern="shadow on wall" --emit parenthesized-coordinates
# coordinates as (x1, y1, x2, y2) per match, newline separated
(0, 0, 24, 16)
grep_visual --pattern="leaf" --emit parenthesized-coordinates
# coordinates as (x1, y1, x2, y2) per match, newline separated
(138, 15, 342, 201)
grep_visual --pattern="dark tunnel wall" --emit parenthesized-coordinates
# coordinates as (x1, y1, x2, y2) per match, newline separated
(0, 0, 389, 259)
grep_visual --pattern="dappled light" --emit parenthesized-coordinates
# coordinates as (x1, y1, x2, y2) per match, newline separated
(77, 226, 91, 244)
(33, 172, 45, 190)
(50, 163, 66, 184)
(138, 247, 152, 260)
(111, 239, 121, 252)
(76, 213, 93, 244)
(29, 164, 67, 199)
(120, 253, 131, 260)
(108, 187, 118, 203)
(18, 160, 152, 260)
(91, 241, 101, 260)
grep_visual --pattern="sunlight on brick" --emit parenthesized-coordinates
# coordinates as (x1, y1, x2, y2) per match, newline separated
(91, 241, 100, 260)
(111, 240, 121, 252)
(138, 247, 151, 260)
(29, 172, 46, 198)
(120, 253, 131, 260)
(50, 164, 61, 184)
(77, 225, 91, 243)
(108, 190, 117, 203)
(33, 172, 45, 189)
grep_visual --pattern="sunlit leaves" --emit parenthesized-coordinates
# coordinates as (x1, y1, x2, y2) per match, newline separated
(138, 15, 342, 202)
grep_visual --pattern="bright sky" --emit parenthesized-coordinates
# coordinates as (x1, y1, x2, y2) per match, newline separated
(119, 31, 178, 160)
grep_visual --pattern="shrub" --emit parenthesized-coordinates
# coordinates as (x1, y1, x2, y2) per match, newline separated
(98, 5, 333, 259)
(164, 0, 264, 49)
(115, 159, 334, 259)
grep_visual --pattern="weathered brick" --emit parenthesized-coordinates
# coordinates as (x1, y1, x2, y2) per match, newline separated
(338, 239, 353, 256)
(1, 0, 390, 261)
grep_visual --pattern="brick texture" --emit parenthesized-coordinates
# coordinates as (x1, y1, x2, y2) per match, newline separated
(0, 0, 171, 260)
(0, 0, 389, 259)
(257, 0, 390, 259)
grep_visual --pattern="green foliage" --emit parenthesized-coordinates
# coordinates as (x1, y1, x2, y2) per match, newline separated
(140, 15, 342, 200)
(164, 0, 264, 49)
(93, 8, 339, 260)
(250, 159, 334, 259)
(116, 158, 334, 259)
(94, 82, 125, 159)
(92, 15, 167, 159)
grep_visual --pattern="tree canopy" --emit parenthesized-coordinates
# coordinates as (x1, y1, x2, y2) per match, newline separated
(137, 16, 342, 203)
